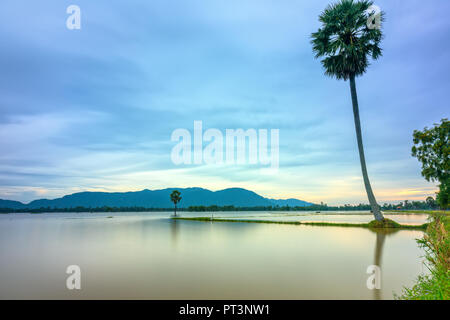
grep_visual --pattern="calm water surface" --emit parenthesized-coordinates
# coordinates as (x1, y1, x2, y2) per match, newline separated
(0, 211, 427, 299)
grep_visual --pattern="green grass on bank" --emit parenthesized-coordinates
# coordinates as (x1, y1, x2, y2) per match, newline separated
(398, 214, 450, 300)
(173, 217, 427, 230)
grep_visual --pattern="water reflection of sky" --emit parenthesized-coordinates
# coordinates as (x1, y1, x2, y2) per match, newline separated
(0, 211, 427, 299)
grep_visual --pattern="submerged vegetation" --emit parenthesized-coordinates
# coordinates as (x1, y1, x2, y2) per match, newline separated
(173, 216, 427, 230)
(398, 214, 450, 300)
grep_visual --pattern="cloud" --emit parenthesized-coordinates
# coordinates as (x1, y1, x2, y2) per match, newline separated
(0, 0, 447, 203)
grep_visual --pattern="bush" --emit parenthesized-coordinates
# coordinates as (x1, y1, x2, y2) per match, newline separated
(398, 214, 450, 300)
(367, 218, 401, 229)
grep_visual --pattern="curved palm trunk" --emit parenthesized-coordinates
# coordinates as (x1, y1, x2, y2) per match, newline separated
(349, 75, 384, 221)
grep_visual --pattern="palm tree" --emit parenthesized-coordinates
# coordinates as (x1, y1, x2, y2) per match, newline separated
(311, 0, 384, 221)
(170, 190, 182, 217)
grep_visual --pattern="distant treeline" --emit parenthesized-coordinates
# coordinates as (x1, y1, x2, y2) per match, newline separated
(0, 206, 176, 213)
(186, 200, 442, 212)
(0, 199, 443, 213)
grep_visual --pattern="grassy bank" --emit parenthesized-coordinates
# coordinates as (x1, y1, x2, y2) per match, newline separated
(398, 214, 450, 300)
(173, 217, 427, 230)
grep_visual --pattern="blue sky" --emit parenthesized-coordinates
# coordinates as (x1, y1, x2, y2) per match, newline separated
(0, 0, 449, 204)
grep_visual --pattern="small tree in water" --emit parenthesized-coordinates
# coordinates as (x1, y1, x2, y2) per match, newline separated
(311, 0, 385, 221)
(170, 190, 182, 216)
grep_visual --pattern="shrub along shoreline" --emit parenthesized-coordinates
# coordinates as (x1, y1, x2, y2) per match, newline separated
(398, 214, 449, 300)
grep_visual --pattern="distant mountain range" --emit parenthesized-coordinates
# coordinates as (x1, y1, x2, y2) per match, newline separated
(0, 188, 314, 209)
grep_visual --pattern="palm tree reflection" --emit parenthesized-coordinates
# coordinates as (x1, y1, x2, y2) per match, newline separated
(171, 218, 179, 247)
(370, 228, 398, 300)
(373, 231, 385, 300)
